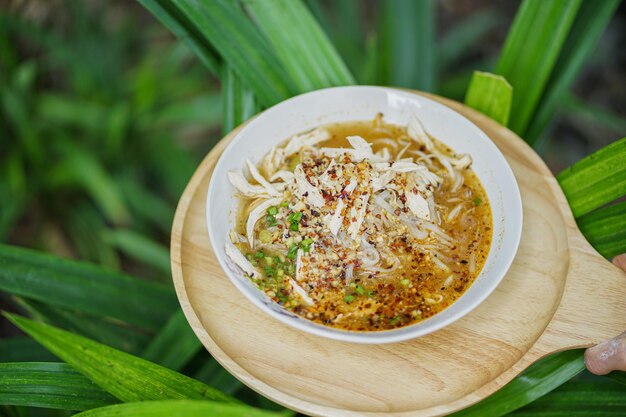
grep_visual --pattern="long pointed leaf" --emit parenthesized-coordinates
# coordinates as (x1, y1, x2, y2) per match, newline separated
(451, 350, 585, 417)
(577, 201, 626, 259)
(14, 297, 149, 354)
(607, 372, 626, 387)
(0, 244, 177, 332)
(102, 228, 171, 276)
(73, 400, 286, 417)
(379, 0, 436, 91)
(5, 314, 235, 403)
(49, 144, 130, 225)
(221, 65, 258, 135)
(326, 0, 364, 80)
(557, 137, 626, 218)
(138, 0, 220, 75)
(0, 362, 117, 411)
(524, 0, 620, 145)
(244, 0, 354, 92)
(141, 309, 201, 371)
(464, 71, 513, 126)
(117, 178, 174, 235)
(495, 0, 582, 137)
(509, 379, 626, 416)
(172, 0, 294, 107)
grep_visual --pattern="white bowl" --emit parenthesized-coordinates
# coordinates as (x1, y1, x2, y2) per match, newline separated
(207, 86, 522, 344)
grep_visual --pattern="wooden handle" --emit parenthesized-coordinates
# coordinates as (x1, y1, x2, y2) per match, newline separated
(540, 230, 626, 351)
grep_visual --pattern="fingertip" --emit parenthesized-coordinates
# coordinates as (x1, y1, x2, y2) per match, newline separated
(612, 253, 626, 271)
(584, 347, 609, 375)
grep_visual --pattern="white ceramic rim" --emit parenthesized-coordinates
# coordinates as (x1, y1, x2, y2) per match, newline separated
(206, 86, 522, 344)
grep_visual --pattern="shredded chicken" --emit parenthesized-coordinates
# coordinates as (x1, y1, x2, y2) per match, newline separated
(246, 197, 282, 249)
(225, 241, 258, 278)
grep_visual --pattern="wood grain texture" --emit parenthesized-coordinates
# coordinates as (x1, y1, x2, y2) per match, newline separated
(171, 92, 626, 416)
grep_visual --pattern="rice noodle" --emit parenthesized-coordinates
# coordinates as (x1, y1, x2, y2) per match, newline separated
(373, 138, 399, 149)
(430, 253, 449, 271)
(446, 202, 465, 223)
(469, 251, 476, 275)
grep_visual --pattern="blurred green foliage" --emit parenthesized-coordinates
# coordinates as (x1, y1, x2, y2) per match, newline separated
(0, 1, 624, 416)
(0, 2, 220, 272)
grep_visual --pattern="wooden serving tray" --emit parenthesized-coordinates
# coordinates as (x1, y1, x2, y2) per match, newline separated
(171, 92, 626, 416)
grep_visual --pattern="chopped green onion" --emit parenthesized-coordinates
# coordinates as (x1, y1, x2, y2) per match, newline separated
(285, 263, 296, 274)
(288, 211, 303, 223)
(367, 291, 375, 298)
(280, 201, 289, 207)
(267, 206, 278, 215)
(289, 222, 299, 231)
(277, 269, 284, 278)
(264, 266, 276, 277)
(266, 214, 277, 226)
(390, 316, 401, 325)
(400, 279, 410, 287)
(264, 257, 274, 266)
(300, 237, 314, 252)
(287, 244, 298, 259)
(255, 251, 265, 259)
(273, 256, 282, 265)
(344, 294, 354, 303)
(474, 197, 482, 206)
(355, 285, 365, 295)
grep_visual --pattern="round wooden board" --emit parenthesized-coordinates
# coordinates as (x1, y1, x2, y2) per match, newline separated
(171, 92, 626, 416)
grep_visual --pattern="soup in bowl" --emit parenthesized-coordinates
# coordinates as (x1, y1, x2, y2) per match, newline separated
(207, 86, 522, 343)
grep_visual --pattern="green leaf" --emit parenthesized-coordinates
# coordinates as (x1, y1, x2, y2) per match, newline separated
(73, 400, 286, 417)
(138, 0, 220, 75)
(577, 202, 626, 259)
(0, 338, 56, 362)
(172, 0, 294, 107)
(509, 379, 626, 416)
(495, 0, 582, 137)
(0, 362, 117, 411)
(14, 297, 149, 355)
(0, 243, 177, 332)
(63, 203, 120, 269)
(607, 372, 626, 387)
(145, 134, 197, 200)
(221, 65, 258, 135)
(38, 93, 105, 133)
(118, 178, 174, 235)
(5, 314, 235, 403)
(50, 144, 130, 225)
(141, 309, 201, 371)
(557, 137, 626, 218)
(439, 9, 499, 71)
(562, 94, 626, 135)
(151, 93, 221, 128)
(193, 359, 243, 396)
(324, 0, 364, 80)
(379, 0, 436, 91)
(451, 350, 585, 417)
(102, 228, 171, 275)
(244, 0, 355, 92)
(464, 71, 513, 126)
(524, 0, 620, 145)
